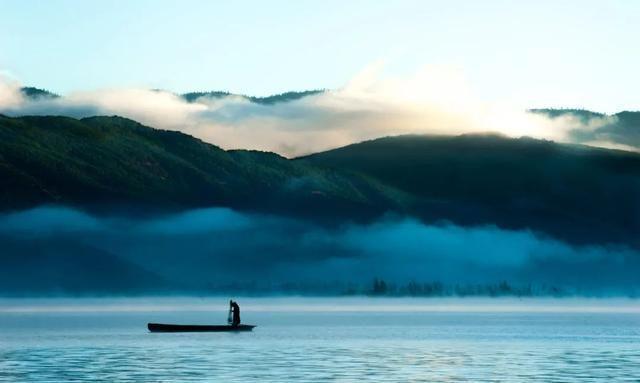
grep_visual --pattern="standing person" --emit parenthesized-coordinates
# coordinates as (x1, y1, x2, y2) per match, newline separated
(229, 300, 241, 326)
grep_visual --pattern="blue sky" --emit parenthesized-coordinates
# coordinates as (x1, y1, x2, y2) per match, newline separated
(1, 0, 638, 112)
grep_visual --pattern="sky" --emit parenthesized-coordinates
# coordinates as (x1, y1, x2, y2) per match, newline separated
(1, 0, 639, 113)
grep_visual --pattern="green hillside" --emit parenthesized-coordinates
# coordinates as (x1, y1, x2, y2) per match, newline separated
(2, 113, 639, 247)
(2, 116, 640, 294)
(300, 133, 640, 247)
(0, 114, 401, 220)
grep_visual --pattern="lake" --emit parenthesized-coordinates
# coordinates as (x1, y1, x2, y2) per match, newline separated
(1, 297, 639, 382)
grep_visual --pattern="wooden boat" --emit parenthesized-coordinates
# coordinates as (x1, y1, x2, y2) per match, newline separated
(148, 323, 256, 333)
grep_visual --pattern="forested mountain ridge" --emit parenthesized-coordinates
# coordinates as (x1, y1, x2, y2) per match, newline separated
(2, 114, 640, 247)
(0, 114, 402, 220)
(299, 133, 640, 247)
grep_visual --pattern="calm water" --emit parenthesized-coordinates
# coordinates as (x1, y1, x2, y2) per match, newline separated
(0, 297, 639, 382)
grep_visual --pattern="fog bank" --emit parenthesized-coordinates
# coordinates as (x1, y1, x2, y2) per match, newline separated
(1, 206, 638, 295)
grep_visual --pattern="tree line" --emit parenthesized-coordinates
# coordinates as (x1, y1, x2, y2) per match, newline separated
(205, 278, 583, 297)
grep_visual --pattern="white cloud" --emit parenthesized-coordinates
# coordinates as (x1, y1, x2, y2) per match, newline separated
(0, 76, 24, 109)
(0, 65, 630, 157)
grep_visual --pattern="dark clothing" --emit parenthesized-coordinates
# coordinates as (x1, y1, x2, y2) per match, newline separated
(231, 301, 241, 326)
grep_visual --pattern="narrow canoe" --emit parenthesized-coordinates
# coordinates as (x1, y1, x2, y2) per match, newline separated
(148, 323, 256, 333)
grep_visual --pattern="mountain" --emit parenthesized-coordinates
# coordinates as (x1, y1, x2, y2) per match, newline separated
(529, 108, 640, 150)
(19, 85, 323, 105)
(2, 115, 640, 295)
(0, 235, 166, 295)
(2, 114, 640, 248)
(20, 86, 59, 100)
(299, 133, 640, 247)
(0, 114, 402, 220)
(182, 89, 323, 104)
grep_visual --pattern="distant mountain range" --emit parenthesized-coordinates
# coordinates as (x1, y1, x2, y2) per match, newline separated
(2, 114, 639, 249)
(300, 133, 640, 248)
(0, 235, 165, 295)
(181, 89, 323, 104)
(17, 87, 640, 152)
(0, 114, 400, 221)
(20, 86, 59, 99)
(2, 112, 640, 295)
(530, 108, 640, 150)
(19, 86, 324, 105)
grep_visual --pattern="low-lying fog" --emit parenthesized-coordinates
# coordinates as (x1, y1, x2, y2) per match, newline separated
(1, 206, 638, 296)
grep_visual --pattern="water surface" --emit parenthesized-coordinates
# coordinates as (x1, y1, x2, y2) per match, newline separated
(1, 297, 638, 382)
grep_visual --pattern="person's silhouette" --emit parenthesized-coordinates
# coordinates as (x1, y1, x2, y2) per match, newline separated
(229, 300, 241, 326)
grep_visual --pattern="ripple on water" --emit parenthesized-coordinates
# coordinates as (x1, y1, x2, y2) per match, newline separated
(1, 301, 639, 382)
(2, 344, 640, 382)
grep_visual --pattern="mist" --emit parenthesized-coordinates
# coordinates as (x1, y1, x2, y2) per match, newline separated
(1, 206, 638, 296)
(0, 65, 626, 157)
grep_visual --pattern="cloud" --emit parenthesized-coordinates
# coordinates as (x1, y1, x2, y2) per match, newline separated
(0, 76, 23, 109)
(1, 206, 638, 293)
(1, 65, 632, 157)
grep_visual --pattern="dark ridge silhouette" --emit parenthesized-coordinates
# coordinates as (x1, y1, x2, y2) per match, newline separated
(181, 89, 324, 104)
(20, 87, 60, 100)
(0, 114, 403, 222)
(299, 133, 640, 247)
(529, 108, 640, 149)
(18, 85, 322, 105)
(2, 114, 640, 248)
(0, 236, 167, 295)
